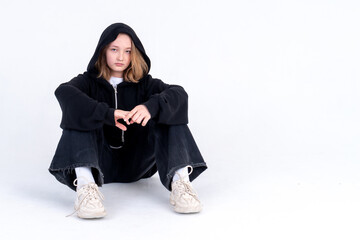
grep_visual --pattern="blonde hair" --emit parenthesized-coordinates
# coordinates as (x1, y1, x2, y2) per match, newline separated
(95, 40, 149, 83)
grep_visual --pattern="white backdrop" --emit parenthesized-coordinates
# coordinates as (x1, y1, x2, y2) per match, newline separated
(0, 0, 359, 239)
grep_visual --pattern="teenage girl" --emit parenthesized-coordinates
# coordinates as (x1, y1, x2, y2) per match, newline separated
(49, 23, 207, 218)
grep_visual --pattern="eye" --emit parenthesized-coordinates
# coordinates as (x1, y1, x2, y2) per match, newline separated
(111, 48, 117, 52)
(126, 50, 131, 54)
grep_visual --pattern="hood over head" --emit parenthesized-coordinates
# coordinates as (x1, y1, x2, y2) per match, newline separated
(87, 23, 151, 76)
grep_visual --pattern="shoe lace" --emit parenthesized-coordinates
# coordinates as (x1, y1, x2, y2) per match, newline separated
(66, 178, 104, 217)
(173, 166, 200, 202)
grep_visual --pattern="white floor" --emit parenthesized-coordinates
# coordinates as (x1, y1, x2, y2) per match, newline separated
(1, 1, 359, 238)
(1, 153, 359, 240)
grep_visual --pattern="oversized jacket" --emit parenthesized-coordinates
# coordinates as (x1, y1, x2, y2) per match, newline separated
(55, 23, 188, 153)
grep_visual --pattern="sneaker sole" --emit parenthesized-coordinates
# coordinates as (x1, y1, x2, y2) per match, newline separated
(173, 205, 202, 214)
(77, 210, 107, 219)
(170, 199, 202, 214)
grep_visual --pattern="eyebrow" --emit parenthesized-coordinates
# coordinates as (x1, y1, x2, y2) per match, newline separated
(110, 45, 131, 49)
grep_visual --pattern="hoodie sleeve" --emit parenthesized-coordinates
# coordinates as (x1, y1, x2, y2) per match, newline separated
(55, 75, 115, 131)
(142, 76, 188, 125)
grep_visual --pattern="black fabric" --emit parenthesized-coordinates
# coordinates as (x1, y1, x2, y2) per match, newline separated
(49, 22, 207, 190)
(54, 22, 189, 144)
(55, 73, 189, 146)
(49, 124, 207, 191)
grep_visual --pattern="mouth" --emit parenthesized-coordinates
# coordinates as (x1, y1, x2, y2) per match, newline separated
(115, 63, 124, 67)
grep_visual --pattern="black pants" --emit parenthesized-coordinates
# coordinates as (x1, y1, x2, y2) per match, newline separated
(48, 124, 207, 191)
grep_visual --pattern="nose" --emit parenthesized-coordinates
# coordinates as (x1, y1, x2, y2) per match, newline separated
(117, 52, 124, 61)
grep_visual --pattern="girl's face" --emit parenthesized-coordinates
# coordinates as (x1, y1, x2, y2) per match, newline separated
(106, 33, 132, 78)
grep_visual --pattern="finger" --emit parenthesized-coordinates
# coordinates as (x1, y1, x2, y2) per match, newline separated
(142, 116, 150, 126)
(115, 110, 128, 120)
(137, 113, 147, 124)
(132, 112, 143, 124)
(129, 108, 142, 122)
(136, 115, 145, 124)
(129, 107, 139, 117)
(116, 114, 127, 124)
(115, 115, 125, 122)
(115, 122, 127, 131)
(126, 108, 138, 123)
(123, 117, 130, 125)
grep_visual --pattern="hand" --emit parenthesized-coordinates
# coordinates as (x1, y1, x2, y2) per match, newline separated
(124, 105, 151, 127)
(114, 109, 130, 131)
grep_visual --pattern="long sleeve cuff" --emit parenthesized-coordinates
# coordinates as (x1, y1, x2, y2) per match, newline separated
(143, 96, 160, 120)
(104, 108, 115, 126)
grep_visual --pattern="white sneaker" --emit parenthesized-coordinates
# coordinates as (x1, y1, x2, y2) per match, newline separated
(67, 178, 106, 219)
(170, 166, 202, 213)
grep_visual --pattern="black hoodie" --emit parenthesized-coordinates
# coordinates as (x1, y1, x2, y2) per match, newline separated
(55, 23, 188, 148)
